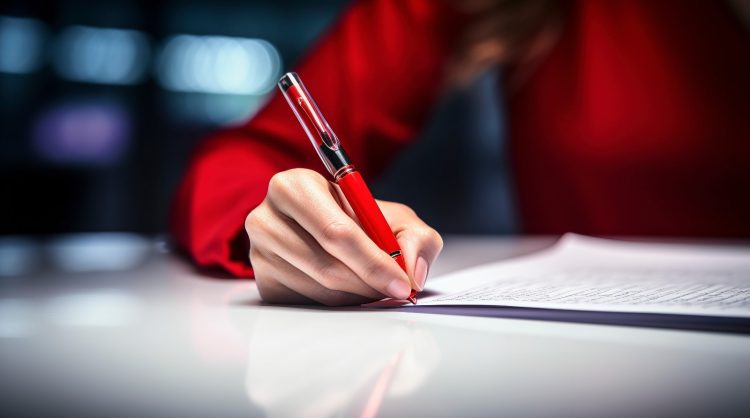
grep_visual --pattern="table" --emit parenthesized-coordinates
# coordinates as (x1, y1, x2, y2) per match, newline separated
(1, 234, 748, 417)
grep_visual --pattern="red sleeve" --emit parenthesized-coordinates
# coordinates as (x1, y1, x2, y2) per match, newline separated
(170, 0, 465, 277)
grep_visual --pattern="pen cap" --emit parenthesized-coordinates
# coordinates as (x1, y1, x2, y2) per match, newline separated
(278, 72, 350, 176)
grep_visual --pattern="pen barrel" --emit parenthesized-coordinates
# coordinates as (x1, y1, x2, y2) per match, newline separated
(336, 170, 407, 272)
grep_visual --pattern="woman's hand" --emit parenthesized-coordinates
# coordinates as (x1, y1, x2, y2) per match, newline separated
(245, 168, 443, 306)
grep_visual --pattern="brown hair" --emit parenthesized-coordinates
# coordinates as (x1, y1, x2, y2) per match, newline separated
(445, 0, 564, 90)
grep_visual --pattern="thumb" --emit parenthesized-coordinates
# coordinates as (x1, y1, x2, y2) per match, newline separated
(395, 226, 443, 291)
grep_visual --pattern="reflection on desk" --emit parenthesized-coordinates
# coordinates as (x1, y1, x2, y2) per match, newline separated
(246, 308, 439, 418)
(0, 234, 749, 418)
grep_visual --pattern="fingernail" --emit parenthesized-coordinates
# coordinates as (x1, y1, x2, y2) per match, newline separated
(386, 279, 411, 300)
(414, 256, 428, 291)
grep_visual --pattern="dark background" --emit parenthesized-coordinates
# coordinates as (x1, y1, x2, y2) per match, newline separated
(0, 0, 517, 238)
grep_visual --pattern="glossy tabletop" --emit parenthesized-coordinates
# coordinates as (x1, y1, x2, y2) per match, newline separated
(1, 235, 749, 418)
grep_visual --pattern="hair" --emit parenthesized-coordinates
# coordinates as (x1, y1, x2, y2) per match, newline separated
(445, 0, 565, 90)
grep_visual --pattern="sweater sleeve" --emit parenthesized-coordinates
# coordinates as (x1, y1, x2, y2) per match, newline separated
(170, 0, 464, 277)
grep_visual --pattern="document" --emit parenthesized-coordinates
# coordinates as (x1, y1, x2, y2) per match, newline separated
(371, 234, 750, 319)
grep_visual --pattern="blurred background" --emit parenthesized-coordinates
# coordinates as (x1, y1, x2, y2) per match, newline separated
(0, 0, 516, 240)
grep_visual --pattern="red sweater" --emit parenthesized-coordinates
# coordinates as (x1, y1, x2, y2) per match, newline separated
(172, 0, 750, 278)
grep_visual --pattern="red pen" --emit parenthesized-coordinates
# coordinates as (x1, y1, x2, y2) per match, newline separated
(278, 72, 417, 304)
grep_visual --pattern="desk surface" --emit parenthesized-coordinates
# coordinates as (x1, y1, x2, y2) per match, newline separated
(1, 235, 749, 418)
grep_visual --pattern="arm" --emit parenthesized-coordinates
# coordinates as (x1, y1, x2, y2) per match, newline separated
(171, 0, 464, 281)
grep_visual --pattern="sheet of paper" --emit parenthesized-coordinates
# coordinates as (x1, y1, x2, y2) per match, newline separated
(369, 234, 750, 318)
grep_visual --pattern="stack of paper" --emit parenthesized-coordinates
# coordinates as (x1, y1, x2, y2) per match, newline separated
(371, 235, 750, 328)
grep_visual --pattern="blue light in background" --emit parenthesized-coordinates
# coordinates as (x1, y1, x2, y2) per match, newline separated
(0, 16, 47, 74)
(164, 93, 268, 126)
(156, 35, 281, 95)
(0, 237, 38, 277)
(53, 25, 150, 85)
(48, 233, 150, 273)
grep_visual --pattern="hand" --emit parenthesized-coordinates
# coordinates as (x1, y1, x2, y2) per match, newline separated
(245, 168, 443, 306)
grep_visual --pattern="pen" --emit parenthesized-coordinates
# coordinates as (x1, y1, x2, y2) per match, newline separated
(277, 72, 417, 304)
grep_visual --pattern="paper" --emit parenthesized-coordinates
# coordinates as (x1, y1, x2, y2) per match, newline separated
(370, 234, 750, 318)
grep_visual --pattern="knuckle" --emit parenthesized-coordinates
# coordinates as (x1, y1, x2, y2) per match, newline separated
(244, 210, 260, 232)
(429, 227, 444, 249)
(321, 220, 357, 244)
(269, 169, 327, 204)
(268, 171, 294, 196)
(295, 170, 329, 193)
(287, 167, 319, 179)
(244, 207, 270, 244)
(394, 202, 416, 217)
(415, 225, 443, 248)
(381, 200, 415, 218)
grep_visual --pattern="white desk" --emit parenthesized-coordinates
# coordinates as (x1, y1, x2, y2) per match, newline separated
(1, 235, 749, 417)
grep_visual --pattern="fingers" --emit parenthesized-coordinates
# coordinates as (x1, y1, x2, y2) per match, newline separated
(252, 247, 374, 307)
(380, 201, 444, 291)
(248, 168, 441, 306)
(247, 204, 384, 300)
(266, 169, 411, 299)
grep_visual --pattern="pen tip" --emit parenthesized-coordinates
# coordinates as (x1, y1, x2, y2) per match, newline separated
(408, 289, 417, 305)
